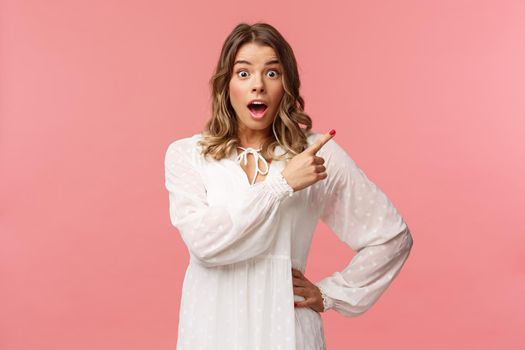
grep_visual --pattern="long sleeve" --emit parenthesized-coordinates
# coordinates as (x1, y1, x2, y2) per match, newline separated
(312, 135, 414, 317)
(164, 138, 294, 268)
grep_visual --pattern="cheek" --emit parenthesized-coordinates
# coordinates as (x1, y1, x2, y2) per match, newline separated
(273, 85, 285, 104)
(229, 82, 243, 106)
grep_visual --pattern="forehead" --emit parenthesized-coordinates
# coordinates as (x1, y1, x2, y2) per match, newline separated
(233, 43, 279, 64)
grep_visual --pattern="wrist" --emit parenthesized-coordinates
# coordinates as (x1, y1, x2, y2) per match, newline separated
(315, 284, 334, 312)
(280, 170, 295, 194)
(280, 170, 296, 192)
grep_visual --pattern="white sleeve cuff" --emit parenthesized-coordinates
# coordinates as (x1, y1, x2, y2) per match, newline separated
(317, 285, 335, 312)
(265, 171, 294, 200)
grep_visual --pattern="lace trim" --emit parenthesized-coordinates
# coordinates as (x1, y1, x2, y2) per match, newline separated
(320, 290, 333, 312)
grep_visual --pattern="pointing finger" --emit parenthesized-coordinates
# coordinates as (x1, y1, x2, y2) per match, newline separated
(304, 129, 336, 155)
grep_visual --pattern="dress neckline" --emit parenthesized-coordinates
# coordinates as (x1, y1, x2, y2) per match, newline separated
(234, 146, 272, 186)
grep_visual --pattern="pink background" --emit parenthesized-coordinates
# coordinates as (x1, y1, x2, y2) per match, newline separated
(1, 0, 524, 349)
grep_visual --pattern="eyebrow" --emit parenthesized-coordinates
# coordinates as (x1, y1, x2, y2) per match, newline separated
(233, 59, 281, 66)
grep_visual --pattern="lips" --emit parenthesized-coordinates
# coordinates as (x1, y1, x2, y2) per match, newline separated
(247, 101, 268, 119)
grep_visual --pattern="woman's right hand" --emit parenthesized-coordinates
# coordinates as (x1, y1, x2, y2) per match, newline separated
(281, 130, 335, 192)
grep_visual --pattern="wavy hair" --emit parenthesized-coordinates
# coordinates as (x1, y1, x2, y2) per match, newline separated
(197, 22, 313, 161)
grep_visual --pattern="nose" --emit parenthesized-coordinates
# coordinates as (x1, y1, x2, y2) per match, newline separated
(251, 73, 265, 93)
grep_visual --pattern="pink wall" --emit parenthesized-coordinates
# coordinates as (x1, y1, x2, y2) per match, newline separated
(1, 0, 524, 349)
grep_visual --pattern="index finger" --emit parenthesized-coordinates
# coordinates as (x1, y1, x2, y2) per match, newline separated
(304, 129, 336, 155)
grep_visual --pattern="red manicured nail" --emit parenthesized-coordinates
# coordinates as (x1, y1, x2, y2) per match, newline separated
(329, 129, 336, 136)
(294, 302, 298, 307)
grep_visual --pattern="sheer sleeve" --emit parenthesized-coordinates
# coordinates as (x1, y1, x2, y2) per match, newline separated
(164, 137, 294, 268)
(312, 135, 414, 317)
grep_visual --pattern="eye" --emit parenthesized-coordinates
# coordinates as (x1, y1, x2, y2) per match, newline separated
(237, 70, 249, 78)
(267, 69, 280, 78)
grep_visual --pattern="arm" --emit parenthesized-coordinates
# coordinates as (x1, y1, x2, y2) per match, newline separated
(312, 136, 414, 316)
(164, 138, 294, 268)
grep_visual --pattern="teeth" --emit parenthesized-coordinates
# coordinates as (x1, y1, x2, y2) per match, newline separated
(251, 101, 265, 104)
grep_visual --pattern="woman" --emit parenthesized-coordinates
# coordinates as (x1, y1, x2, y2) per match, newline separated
(164, 22, 413, 350)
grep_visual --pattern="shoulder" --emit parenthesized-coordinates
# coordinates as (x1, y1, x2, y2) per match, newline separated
(306, 130, 362, 183)
(165, 133, 204, 166)
(166, 133, 202, 154)
(166, 133, 203, 153)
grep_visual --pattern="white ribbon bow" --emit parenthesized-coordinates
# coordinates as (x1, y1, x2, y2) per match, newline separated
(236, 146, 269, 185)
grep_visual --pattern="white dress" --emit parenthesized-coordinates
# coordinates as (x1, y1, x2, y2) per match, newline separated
(164, 131, 413, 350)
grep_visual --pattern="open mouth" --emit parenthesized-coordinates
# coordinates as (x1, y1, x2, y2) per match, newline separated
(247, 102, 268, 118)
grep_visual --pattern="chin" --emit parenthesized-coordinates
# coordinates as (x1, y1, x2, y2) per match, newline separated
(245, 122, 272, 131)
(238, 115, 274, 131)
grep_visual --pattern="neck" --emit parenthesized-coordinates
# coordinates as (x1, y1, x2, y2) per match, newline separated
(237, 126, 271, 149)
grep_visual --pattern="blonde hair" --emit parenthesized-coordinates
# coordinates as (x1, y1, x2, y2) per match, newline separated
(197, 22, 313, 162)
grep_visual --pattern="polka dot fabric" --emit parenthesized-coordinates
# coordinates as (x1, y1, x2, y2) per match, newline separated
(164, 132, 413, 349)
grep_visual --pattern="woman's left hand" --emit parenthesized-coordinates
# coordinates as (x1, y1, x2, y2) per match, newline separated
(292, 268, 324, 313)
